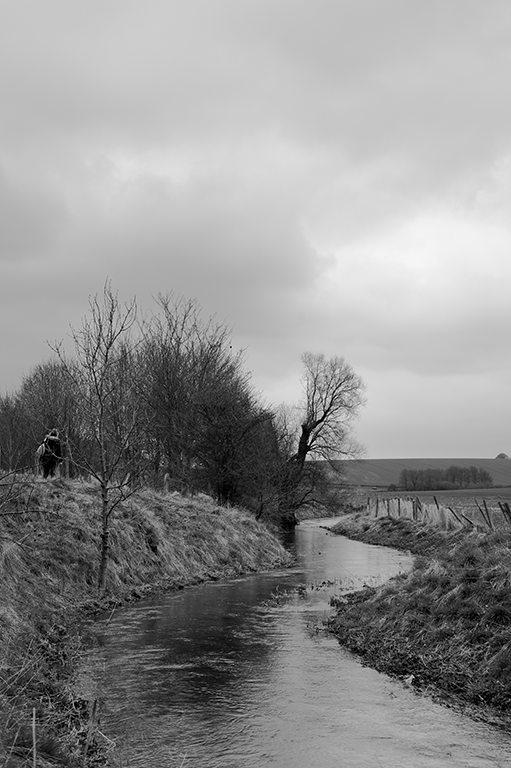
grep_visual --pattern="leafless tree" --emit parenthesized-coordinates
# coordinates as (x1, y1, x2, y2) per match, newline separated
(278, 352, 366, 525)
(14, 360, 84, 476)
(140, 295, 212, 492)
(0, 394, 30, 471)
(139, 294, 249, 495)
(51, 282, 148, 591)
(195, 368, 272, 505)
(294, 352, 365, 464)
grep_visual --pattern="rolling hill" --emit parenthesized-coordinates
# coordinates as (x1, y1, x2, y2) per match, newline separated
(330, 457, 511, 489)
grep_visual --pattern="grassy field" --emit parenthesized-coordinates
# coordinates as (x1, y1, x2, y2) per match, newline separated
(330, 457, 511, 489)
(0, 477, 292, 767)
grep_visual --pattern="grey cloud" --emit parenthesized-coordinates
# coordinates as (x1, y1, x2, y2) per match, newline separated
(2, 1, 510, 165)
(356, 368, 511, 458)
(2, 0, 511, 457)
(102, 198, 320, 345)
(0, 163, 68, 260)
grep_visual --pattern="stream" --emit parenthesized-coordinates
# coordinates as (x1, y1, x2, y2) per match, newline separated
(83, 518, 511, 767)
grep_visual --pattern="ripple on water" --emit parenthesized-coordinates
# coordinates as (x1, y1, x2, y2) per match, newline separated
(83, 521, 511, 767)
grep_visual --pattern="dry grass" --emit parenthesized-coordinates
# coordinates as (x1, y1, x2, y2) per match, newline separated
(366, 494, 511, 532)
(329, 514, 511, 719)
(0, 477, 292, 766)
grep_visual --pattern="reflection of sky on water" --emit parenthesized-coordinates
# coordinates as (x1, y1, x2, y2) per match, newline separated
(85, 522, 511, 768)
(295, 519, 410, 593)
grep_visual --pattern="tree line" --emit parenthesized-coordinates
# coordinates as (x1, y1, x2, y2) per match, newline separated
(0, 284, 366, 543)
(399, 465, 493, 491)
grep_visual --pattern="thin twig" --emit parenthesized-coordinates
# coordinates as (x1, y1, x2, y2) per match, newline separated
(106, 602, 118, 625)
(82, 699, 98, 768)
(4, 724, 22, 767)
(32, 707, 36, 768)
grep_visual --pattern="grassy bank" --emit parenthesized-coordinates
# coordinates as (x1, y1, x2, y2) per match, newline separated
(328, 514, 511, 722)
(0, 478, 292, 766)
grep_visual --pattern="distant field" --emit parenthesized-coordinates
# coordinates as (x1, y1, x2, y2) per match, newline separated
(328, 457, 511, 489)
(375, 486, 511, 500)
(374, 487, 511, 505)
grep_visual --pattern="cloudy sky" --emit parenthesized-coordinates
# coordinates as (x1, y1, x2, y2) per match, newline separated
(1, 0, 510, 459)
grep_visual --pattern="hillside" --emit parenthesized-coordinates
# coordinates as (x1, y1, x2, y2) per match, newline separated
(330, 457, 511, 489)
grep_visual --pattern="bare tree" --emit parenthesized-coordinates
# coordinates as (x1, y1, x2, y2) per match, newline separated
(139, 294, 212, 493)
(0, 394, 30, 471)
(139, 294, 249, 495)
(15, 360, 84, 476)
(195, 368, 272, 505)
(294, 352, 366, 466)
(52, 282, 147, 591)
(278, 352, 366, 525)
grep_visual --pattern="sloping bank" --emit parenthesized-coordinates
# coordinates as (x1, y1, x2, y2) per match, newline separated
(0, 479, 292, 767)
(327, 513, 511, 725)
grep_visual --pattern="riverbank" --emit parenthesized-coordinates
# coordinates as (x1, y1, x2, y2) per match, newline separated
(0, 478, 292, 766)
(328, 513, 511, 725)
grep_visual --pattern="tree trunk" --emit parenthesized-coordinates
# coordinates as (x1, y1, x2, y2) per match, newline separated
(275, 423, 314, 528)
(97, 485, 109, 592)
(296, 424, 312, 469)
(280, 510, 298, 529)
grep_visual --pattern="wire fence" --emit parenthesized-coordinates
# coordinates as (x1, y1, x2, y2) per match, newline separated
(367, 495, 511, 531)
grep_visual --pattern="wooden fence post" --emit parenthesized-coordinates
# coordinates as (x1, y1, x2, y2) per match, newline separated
(498, 502, 511, 527)
(483, 499, 493, 530)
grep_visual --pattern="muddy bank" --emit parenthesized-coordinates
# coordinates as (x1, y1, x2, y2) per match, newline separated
(0, 479, 292, 766)
(328, 513, 511, 726)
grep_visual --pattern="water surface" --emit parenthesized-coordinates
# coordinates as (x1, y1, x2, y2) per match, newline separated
(84, 519, 511, 767)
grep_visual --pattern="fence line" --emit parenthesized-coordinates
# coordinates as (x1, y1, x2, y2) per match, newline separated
(367, 496, 511, 531)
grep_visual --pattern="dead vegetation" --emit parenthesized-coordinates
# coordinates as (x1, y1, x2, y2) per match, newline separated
(0, 476, 292, 766)
(328, 514, 511, 720)
(366, 494, 511, 532)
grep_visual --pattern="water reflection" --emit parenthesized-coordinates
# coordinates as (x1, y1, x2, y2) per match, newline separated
(85, 519, 511, 767)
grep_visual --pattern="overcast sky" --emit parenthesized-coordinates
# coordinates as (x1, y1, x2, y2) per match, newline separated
(1, 0, 510, 459)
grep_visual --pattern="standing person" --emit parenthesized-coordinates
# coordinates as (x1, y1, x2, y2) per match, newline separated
(39, 428, 62, 479)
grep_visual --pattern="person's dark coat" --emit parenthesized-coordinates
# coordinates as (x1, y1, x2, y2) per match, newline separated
(40, 431, 62, 478)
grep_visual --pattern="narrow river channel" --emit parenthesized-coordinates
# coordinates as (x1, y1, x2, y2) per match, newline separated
(83, 518, 511, 767)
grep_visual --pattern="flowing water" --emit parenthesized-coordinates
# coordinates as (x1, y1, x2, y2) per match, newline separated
(83, 518, 511, 767)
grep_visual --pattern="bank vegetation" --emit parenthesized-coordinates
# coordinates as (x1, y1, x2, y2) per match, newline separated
(0, 478, 292, 766)
(328, 513, 511, 723)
